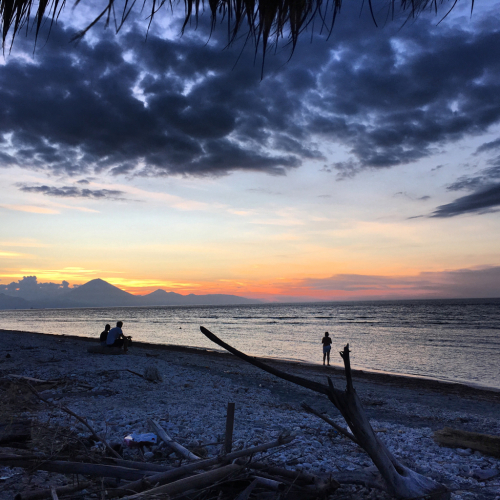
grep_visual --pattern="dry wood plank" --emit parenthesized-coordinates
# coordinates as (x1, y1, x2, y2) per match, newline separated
(122, 464, 241, 499)
(147, 419, 200, 461)
(434, 427, 500, 458)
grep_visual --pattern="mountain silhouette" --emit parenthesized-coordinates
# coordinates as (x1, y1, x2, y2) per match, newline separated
(63, 278, 138, 307)
(0, 292, 31, 310)
(140, 289, 185, 305)
(0, 279, 260, 309)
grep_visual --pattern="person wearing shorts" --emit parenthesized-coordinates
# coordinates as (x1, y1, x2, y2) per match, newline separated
(321, 331, 332, 366)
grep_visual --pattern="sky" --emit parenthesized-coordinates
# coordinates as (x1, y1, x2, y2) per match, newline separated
(1, 0, 500, 301)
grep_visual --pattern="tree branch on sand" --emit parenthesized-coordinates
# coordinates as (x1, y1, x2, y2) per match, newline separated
(1, 0, 470, 55)
(199, 325, 450, 499)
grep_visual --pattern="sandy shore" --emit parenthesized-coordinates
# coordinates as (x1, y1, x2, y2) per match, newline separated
(1, 329, 499, 499)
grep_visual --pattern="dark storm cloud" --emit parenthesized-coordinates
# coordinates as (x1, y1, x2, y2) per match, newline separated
(475, 138, 500, 154)
(431, 183, 500, 217)
(17, 183, 126, 199)
(432, 160, 500, 216)
(0, 152, 18, 166)
(1, 4, 500, 179)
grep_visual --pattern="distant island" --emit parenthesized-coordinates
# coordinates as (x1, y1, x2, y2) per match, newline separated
(0, 277, 261, 310)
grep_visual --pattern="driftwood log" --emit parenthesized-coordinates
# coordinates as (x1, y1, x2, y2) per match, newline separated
(434, 427, 500, 458)
(103, 458, 173, 472)
(109, 434, 295, 497)
(200, 326, 450, 499)
(122, 463, 242, 500)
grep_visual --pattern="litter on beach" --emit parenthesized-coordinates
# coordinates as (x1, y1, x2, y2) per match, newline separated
(123, 432, 158, 446)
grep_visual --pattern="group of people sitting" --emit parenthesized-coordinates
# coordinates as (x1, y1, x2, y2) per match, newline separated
(99, 321, 131, 352)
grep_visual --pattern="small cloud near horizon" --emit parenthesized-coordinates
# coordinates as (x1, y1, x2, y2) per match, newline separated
(16, 183, 127, 200)
(295, 266, 500, 300)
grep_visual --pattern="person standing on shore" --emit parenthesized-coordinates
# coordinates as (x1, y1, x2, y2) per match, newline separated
(322, 332, 332, 366)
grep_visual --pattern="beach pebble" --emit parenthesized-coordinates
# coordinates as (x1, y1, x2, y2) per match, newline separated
(471, 468, 499, 481)
(455, 448, 473, 456)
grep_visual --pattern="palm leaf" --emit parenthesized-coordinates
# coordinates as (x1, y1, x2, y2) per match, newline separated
(1, 0, 466, 53)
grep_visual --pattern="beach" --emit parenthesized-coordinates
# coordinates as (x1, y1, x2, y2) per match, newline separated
(1, 329, 499, 499)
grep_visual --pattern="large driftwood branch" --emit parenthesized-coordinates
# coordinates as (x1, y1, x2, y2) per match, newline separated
(199, 326, 449, 499)
(110, 433, 295, 497)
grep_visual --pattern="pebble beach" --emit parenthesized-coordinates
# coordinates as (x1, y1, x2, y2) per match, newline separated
(1, 329, 500, 499)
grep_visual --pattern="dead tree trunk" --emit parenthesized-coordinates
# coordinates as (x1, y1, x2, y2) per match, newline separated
(200, 326, 449, 499)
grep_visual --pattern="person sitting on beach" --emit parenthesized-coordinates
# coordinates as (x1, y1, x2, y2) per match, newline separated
(100, 324, 111, 346)
(106, 321, 130, 352)
(322, 331, 332, 366)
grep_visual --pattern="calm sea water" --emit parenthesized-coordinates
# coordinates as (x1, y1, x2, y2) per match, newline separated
(1, 299, 499, 389)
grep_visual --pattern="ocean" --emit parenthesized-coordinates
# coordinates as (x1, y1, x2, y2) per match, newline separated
(1, 299, 499, 389)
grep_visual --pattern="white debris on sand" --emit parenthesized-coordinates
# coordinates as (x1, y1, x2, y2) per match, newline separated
(1, 329, 499, 499)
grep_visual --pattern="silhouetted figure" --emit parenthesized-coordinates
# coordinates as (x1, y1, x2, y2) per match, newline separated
(322, 331, 332, 366)
(106, 321, 130, 352)
(100, 324, 111, 346)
